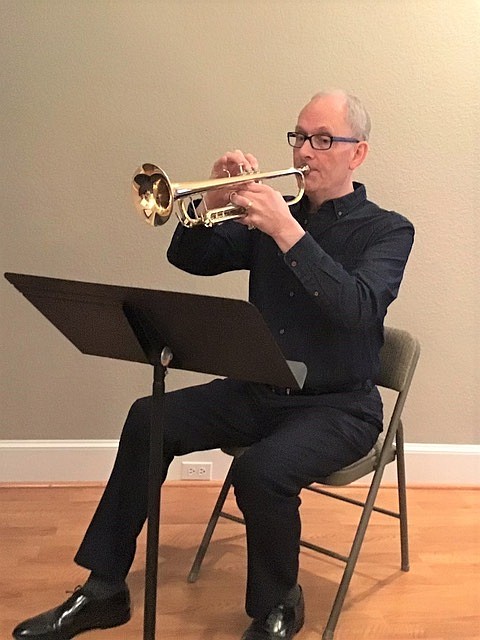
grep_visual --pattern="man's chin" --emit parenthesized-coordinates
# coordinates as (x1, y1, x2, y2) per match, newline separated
(303, 179, 319, 199)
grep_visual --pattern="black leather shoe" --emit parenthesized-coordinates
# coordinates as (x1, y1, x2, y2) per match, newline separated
(12, 587, 131, 639)
(241, 586, 305, 639)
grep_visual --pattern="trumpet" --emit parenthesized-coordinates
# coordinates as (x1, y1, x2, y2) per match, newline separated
(132, 163, 309, 228)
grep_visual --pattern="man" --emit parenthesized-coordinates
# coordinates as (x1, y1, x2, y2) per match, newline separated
(13, 90, 414, 640)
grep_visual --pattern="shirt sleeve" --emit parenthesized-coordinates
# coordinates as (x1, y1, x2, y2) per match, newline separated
(283, 214, 414, 329)
(166, 215, 253, 275)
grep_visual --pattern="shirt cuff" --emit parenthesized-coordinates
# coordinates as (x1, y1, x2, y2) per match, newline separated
(283, 232, 344, 292)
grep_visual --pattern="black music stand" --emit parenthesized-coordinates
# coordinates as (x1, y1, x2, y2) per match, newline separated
(4, 272, 307, 640)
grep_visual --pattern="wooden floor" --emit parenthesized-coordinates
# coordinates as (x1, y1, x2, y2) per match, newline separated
(1, 483, 479, 640)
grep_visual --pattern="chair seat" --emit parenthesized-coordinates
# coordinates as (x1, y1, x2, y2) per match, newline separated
(222, 446, 248, 458)
(222, 438, 396, 488)
(319, 438, 395, 486)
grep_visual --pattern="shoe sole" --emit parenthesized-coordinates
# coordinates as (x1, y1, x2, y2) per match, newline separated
(69, 611, 132, 639)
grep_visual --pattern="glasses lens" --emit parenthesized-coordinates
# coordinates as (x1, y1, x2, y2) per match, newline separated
(311, 134, 332, 150)
(288, 133, 304, 148)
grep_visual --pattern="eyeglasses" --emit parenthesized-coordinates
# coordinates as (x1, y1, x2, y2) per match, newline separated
(287, 131, 360, 150)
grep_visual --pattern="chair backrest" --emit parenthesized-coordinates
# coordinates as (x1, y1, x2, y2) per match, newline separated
(378, 326, 421, 394)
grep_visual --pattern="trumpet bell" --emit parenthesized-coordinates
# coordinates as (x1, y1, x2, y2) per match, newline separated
(132, 163, 174, 226)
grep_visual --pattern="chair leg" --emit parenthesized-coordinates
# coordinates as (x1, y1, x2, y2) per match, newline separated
(322, 466, 386, 640)
(187, 460, 235, 583)
(395, 423, 410, 571)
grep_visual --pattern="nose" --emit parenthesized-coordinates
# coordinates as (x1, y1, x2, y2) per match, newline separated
(294, 138, 314, 161)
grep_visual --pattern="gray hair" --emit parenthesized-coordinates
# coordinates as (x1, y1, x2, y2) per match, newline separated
(310, 90, 371, 141)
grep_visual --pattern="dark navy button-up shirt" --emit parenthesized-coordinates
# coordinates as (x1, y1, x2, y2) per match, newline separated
(167, 183, 414, 392)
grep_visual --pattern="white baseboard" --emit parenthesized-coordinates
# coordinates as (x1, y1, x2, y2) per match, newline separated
(0, 440, 478, 486)
(0, 440, 233, 484)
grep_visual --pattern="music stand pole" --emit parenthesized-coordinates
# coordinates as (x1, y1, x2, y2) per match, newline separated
(122, 303, 174, 640)
(143, 352, 170, 640)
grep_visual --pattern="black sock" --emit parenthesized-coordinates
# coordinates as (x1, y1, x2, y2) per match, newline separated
(82, 573, 127, 599)
(284, 584, 301, 606)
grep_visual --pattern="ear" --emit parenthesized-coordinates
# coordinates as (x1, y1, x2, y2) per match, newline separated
(349, 141, 369, 170)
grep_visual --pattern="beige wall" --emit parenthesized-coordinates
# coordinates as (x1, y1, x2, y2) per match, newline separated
(1, 0, 478, 444)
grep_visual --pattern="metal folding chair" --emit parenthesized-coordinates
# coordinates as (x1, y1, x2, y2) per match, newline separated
(187, 326, 421, 639)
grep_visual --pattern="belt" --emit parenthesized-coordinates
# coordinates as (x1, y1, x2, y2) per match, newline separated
(268, 380, 372, 396)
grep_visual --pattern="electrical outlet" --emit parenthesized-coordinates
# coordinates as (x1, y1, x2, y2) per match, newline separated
(181, 461, 212, 480)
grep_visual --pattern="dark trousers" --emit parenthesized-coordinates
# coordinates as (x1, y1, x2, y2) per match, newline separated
(74, 378, 382, 619)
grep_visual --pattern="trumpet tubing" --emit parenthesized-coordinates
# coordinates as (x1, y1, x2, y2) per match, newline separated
(132, 163, 309, 228)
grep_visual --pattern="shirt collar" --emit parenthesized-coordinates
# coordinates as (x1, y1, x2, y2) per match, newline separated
(301, 182, 367, 220)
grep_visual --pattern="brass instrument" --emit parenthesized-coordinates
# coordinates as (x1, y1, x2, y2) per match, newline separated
(132, 163, 309, 228)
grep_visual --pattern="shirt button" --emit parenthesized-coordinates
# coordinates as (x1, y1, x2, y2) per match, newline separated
(279, 328, 285, 335)
(314, 291, 319, 296)
(291, 260, 297, 267)
(289, 291, 294, 297)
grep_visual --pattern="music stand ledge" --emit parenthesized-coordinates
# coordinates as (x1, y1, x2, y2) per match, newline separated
(5, 272, 306, 640)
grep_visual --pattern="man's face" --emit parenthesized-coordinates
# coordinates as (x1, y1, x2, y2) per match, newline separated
(293, 95, 365, 206)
